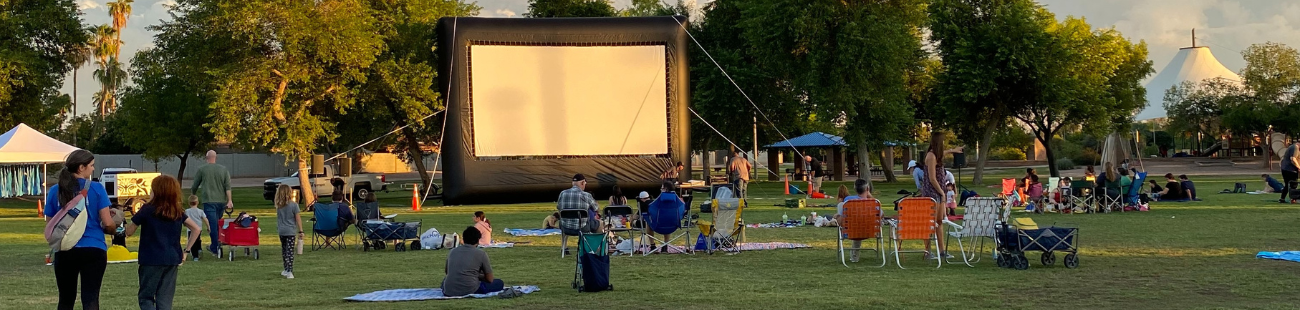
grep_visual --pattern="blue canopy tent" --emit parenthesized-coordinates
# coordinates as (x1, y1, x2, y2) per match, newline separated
(763, 132, 848, 181)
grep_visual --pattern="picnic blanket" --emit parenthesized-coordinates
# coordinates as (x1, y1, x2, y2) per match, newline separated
(735, 242, 811, 251)
(503, 228, 560, 236)
(344, 286, 540, 302)
(1257, 251, 1300, 263)
(479, 242, 514, 248)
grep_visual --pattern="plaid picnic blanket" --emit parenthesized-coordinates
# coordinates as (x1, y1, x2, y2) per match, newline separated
(344, 286, 540, 302)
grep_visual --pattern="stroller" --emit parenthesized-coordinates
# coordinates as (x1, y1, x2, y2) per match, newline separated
(572, 233, 613, 292)
(995, 213, 1079, 270)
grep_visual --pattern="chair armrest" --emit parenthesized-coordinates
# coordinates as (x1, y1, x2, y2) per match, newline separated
(942, 219, 963, 231)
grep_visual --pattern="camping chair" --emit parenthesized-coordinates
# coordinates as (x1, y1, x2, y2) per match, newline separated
(1026, 183, 1045, 212)
(699, 197, 745, 254)
(310, 203, 349, 251)
(1097, 185, 1123, 213)
(999, 178, 1016, 198)
(603, 205, 636, 256)
(642, 195, 691, 255)
(943, 197, 1005, 267)
(573, 233, 612, 292)
(558, 209, 589, 258)
(891, 197, 942, 269)
(1068, 180, 1095, 213)
(838, 199, 886, 267)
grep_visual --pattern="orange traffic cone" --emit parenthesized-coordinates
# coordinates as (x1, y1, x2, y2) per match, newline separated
(784, 175, 790, 195)
(411, 184, 421, 211)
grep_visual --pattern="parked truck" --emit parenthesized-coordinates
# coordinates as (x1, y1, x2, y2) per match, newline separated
(262, 165, 389, 202)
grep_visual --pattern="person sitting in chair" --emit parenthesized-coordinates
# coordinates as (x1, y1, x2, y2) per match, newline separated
(441, 226, 504, 297)
(331, 190, 355, 227)
(834, 179, 873, 263)
(648, 181, 686, 250)
(557, 174, 600, 233)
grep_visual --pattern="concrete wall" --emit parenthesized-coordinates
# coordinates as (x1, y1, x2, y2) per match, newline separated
(91, 153, 443, 179)
(93, 153, 291, 179)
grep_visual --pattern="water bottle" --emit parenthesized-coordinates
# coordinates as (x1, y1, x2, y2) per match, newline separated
(782, 213, 789, 224)
(800, 215, 807, 225)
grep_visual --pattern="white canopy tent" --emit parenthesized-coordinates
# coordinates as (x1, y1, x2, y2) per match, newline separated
(1134, 46, 1242, 121)
(0, 123, 79, 198)
(0, 123, 79, 164)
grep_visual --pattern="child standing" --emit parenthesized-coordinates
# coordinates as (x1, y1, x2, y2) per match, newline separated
(274, 184, 303, 279)
(944, 183, 957, 216)
(184, 195, 207, 261)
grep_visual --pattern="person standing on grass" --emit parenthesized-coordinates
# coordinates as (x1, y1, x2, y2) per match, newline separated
(274, 184, 303, 279)
(183, 195, 206, 261)
(442, 226, 505, 297)
(729, 153, 752, 198)
(191, 150, 232, 255)
(124, 175, 202, 310)
(1280, 140, 1299, 203)
(919, 149, 949, 259)
(661, 162, 684, 183)
(806, 155, 825, 194)
(46, 149, 116, 310)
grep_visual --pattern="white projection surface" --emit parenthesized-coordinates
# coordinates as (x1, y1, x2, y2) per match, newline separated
(469, 45, 669, 157)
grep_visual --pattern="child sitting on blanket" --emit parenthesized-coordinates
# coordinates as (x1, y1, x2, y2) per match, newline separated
(442, 226, 505, 297)
(473, 211, 492, 245)
(543, 212, 559, 229)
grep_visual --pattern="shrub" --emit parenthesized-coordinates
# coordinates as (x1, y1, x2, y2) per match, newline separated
(1055, 158, 1077, 171)
(1076, 149, 1101, 166)
(989, 148, 1026, 160)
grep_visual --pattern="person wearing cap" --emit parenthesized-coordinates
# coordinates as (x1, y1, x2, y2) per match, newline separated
(907, 160, 924, 192)
(805, 155, 825, 194)
(557, 174, 600, 232)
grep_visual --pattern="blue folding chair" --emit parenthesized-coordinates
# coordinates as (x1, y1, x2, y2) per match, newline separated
(1126, 172, 1147, 208)
(311, 203, 348, 250)
(641, 193, 691, 255)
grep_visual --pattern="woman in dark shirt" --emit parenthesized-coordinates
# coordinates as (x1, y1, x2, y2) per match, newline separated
(1156, 173, 1184, 201)
(124, 175, 202, 310)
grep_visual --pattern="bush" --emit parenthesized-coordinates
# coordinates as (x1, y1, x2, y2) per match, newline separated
(989, 148, 1026, 160)
(1055, 158, 1077, 171)
(1076, 149, 1101, 166)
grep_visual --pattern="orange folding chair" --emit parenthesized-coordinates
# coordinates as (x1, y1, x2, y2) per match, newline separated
(891, 197, 942, 269)
(838, 199, 886, 267)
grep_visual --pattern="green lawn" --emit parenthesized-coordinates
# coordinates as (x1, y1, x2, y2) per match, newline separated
(2, 173, 1298, 309)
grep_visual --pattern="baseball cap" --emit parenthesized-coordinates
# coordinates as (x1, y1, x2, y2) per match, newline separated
(906, 160, 917, 169)
(572, 174, 585, 182)
(638, 191, 650, 199)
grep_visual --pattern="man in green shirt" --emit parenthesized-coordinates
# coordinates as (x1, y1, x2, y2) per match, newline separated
(192, 150, 232, 254)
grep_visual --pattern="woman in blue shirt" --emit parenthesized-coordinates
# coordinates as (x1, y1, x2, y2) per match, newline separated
(43, 149, 115, 310)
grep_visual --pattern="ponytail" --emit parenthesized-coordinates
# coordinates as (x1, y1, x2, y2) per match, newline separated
(57, 149, 96, 206)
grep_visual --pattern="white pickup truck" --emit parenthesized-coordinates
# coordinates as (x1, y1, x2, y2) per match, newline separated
(262, 165, 390, 202)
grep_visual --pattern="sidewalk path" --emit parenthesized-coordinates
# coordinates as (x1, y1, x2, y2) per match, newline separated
(181, 172, 437, 189)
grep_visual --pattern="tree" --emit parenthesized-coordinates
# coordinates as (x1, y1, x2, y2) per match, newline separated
(1015, 16, 1153, 177)
(344, 0, 480, 188)
(117, 47, 214, 181)
(99, 0, 133, 114)
(738, 0, 925, 185)
(1240, 42, 1300, 105)
(89, 24, 122, 118)
(0, 0, 87, 131)
(158, 0, 385, 200)
(525, 0, 616, 17)
(929, 0, 1052, 184)
(1163, 78, 1242, 142)
(620, 0, 664, 17)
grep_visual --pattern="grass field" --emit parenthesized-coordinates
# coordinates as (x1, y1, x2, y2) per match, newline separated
(2, 173, 1299, 309)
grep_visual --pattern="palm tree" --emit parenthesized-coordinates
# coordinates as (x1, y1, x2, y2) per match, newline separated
(67, 40, 94, 144)
(90, 25, 121, 118)
(94, 58, 126, 118)
(107, 0, 133, 52)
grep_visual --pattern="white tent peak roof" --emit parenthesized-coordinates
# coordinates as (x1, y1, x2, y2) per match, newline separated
(1135, 46, 1241, 121)
(0, 123, 81, 164)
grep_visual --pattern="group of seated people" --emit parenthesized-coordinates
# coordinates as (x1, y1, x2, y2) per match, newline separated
(1082, 164, 1198, 202)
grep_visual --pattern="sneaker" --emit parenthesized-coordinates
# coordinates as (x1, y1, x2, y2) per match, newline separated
(1281, 199, 1289, 204)
(497, 287, 523, 299)
(285, 272, 294, 279)
(281, 270, 289, 277)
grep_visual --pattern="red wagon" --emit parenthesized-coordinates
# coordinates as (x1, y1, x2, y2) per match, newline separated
(218, 219, 260, 261)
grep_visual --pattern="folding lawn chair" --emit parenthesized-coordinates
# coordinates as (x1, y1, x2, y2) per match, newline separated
(642, 195, 691, 255)
(559, 209, 589, 258)
(311, 202, 349, 251)
(700, 197, 745, 254)
(838, 199, 886, 267)
(943, 197, 1005, 267)
(573, 233, 612, 292)
(1097, 185, 1123, 213)
(999, 178, 1016, 199)
(1045, 177, 1062, 212)
(891, 197, 942, 269)
(1026, 183, 1045, 212)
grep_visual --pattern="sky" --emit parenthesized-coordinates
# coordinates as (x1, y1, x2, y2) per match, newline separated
(62, 0, 1300, 116)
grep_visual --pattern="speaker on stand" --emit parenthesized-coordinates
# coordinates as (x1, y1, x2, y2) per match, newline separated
(953, 152, 967, 191)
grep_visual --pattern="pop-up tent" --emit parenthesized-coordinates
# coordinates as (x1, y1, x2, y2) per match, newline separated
(0, 123, 79, 198)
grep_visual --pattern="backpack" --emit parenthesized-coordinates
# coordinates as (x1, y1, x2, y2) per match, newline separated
(43, 189, 90, 252)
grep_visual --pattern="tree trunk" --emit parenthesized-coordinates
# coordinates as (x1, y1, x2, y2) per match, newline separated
(882, 147, 897, 182)
(176, 139, 196, 181)
(1041, 135, 1059, 177)
(701, 140, 712, 184)
(297, 159, 315, 205)
(857, 140, 872, 189)
(973, 119, 998, 185)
